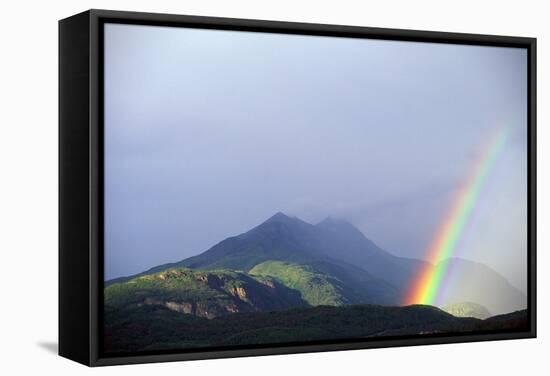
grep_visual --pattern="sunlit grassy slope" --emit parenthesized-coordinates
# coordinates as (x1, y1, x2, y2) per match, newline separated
(250, 261, 347, 306)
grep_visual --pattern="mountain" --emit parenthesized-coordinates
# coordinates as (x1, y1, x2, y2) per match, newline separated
(177, 213, 427, 294)
(104, 302, 529, 353)
(106, 213, 527, 313)
(108, 212, 401, 305)
(442, 302, 491, 319)
(105, 267, 307, 319)
(434, 258, 526, 315)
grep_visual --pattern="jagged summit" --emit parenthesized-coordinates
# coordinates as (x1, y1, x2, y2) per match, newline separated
(263, 211, 293, 224)
(255, 212, 314, 234)
(264, 213, 355, 228)
(262, 213, 356, 233)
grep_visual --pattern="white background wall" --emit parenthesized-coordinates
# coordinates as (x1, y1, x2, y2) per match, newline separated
(0, 0, 547, 374)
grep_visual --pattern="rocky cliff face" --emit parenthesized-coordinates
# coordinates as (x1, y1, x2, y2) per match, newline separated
(105, 267, 307, 319)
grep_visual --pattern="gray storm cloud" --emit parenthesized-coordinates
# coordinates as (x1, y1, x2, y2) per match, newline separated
(104, 23, 527, 293)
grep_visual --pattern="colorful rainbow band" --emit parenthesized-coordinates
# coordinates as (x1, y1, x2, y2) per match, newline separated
(404, 125, 510, 306)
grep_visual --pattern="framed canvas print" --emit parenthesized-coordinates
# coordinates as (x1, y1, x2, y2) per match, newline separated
(59, 9, 537, 366)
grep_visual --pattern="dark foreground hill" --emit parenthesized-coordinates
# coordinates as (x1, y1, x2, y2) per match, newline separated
(104, 303, 528, 354)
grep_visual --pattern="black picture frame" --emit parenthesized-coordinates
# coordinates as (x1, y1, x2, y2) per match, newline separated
(59, 9, 537, 367)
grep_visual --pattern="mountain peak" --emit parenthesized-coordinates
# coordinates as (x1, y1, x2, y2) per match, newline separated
(267, 211, 292, 222)
(257, 212, 295, 226)
(261, 211, 312, 226)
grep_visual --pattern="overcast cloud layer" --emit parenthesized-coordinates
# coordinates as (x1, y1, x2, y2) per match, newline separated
(104, 23, 527, 292)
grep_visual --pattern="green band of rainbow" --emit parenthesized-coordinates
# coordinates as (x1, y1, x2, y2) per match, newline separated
(404, 125, 510, 305)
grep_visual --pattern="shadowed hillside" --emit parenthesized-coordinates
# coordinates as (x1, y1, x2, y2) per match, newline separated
(104, 303, 528, 354)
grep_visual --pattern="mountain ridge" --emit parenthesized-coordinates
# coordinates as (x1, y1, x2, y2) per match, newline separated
(107, 213, 420, 288)
(106, 212, 526, 315)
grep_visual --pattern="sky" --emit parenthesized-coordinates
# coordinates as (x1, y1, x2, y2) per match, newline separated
(104, 23, 528, 292)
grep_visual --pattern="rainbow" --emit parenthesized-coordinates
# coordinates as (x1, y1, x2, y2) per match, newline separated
(404, 125, 510, 306)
